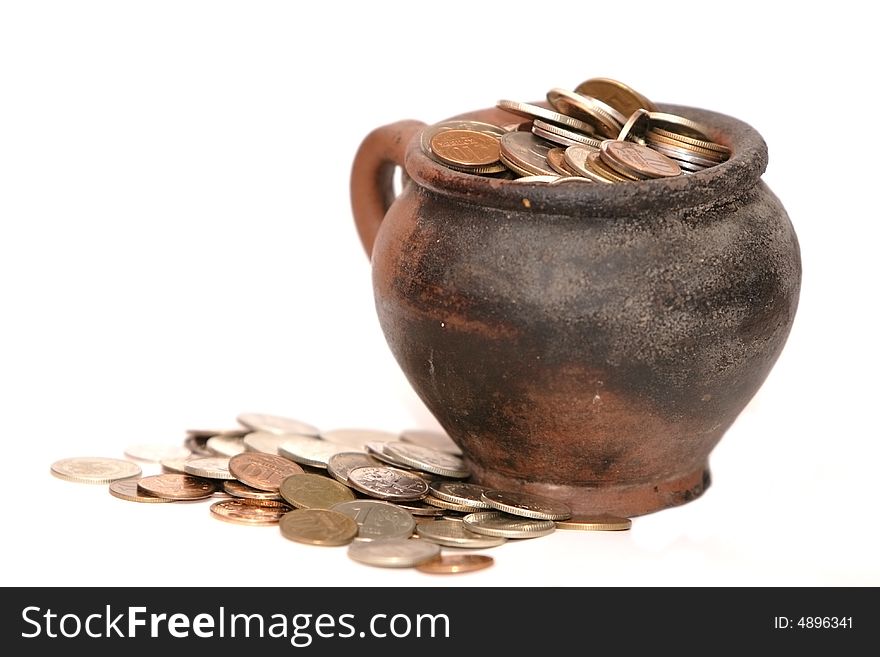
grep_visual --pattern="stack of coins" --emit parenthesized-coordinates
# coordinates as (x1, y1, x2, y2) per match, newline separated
(420, 77, 730, 184)
(51, 412, 632, 576)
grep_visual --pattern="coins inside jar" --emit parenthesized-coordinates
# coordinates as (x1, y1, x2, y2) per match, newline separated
(416, 77, 729, 183)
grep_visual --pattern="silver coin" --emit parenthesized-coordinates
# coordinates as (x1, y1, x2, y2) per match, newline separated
(499, 131, 556, 176)
(532, 119, 602, 149)
(242, 431, 289, 455)
(383, 442, 470, 479)
(511, 174, 561, 183)
(463, 511, 555, 539)
(206, 434, 246, 457)
(183, 435, 213, 457)
(430, 481, 493, 509)
(278, 435, 347, 468)
(347, 538, 439, 568)
(51, 457, 142, 484)
(236, 412, 320, 437)
(183, 456, 235, 480)
(416, 519, 507, 548)
(327, 451, 380, 484)
(480, 489, 572, 520)
(564, 145, 611, 183)
(330, 500, 415, 541)
(497, 99, 597, 135)
(365, 441, 414, 469)
(423, 495, 484, 513)
(123, 444, 192, 463)
(545, 88, 625, 138)
(160, 456, 191, 474)
(618, 108, 651, 144)
(321, 428, 397, 451)
(346, 466, 429, 501)
(396, 501, 446, 517)
(185, 427, 249, 439)
(399, 429, 462, 456)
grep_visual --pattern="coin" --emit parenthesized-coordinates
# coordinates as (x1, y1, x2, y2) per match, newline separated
(588, 151, 631, 182)
(649, 126, 730, 157)
(236, 412, 320, 437)
(546, 147, 580, 176)
(322, 428, 398, 450)
(497, 99, 597, 135)
(383, 442, 470, 479)
(347, 538, 439, 568)
(123, 444, 191, 463)
(574, 77, 657, 116)
(51, 457, 141, 484)
(279, 509, 358, 546)
(223, 479, 283, 501)
(562, 145, 607, 182)
(430, 129, 501, 168)
(420, 120, 507, 163)
(277, 435, 348, 468)
(279, 473, 356, 509)
(416, 554, 494, 575)
(183, 435, 213, 457)
(108, 479, 173, 503)
(209, 499, 291, 525)
(136, 474, 216, 500)
(185, 427, 249, 439)
(416, 519, 507, 548)
(365, 441, 414, 469)
(430, 481, 493, 508)
(545, 88, 625, 138)
(480, 489, 572, 520)
(645, 130, 727, 160)
(228, 452, 304, 491)
(395, 501, 446, 517)
(399, 429, 462, 456)
(555, 514, 632, 531)
(600, 139, 681, 179)
(346, 466, 429, 501)
(183, 456, 236, 480)
(205, 435, 246, 457)
(645, 139, 721, 167)
(499, 131, 556, 176)
(463, 511, 556, 538)
(327, 451, 380, 484)
(532, 119, 603, 149)
(646, 111, 712, 141)
(618, 108, 651, 144)
(330, 500, 415, 541)
(241, 431, 288, 455)
(160, 456, 191, 474)
(510, 174, 560, 183)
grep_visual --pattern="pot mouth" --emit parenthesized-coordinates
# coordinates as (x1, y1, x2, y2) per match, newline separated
(404, 102, 768, 217)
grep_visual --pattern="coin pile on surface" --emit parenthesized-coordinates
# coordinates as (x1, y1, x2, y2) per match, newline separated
(419, 76, 731, 184)
(51, 412, 631, 576)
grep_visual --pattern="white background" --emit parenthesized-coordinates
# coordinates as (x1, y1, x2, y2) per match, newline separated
(1, 1, 877, 588)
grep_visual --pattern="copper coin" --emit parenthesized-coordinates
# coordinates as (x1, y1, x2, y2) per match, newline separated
(136, 474, 216, 500)
(587, 151, 631, 182)
(416, 554, 495, 575)
(223, 479, 283, 501)
(574, 77, 657, 116)
(210, 499, 290, 525)
(601, 139, 681, 179)
(228, 452, 304, 492)
(279, 509, 358, 546)
(108, 479, 173, 503)
(430, 129, 500, 167)
(546, 88, 625, 138)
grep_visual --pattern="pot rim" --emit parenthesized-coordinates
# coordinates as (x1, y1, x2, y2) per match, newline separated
(403, 102, 768, 217)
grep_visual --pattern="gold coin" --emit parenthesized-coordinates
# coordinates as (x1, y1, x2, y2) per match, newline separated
(646, 111, 712, 141)
(416, 554, 494, 575)
(279, 473, 356, 509)
(210, 499, 291, 525)
(108, 479, 173, 503)
(647, 127, 730, 158)
(279, 508, 358, 546)
(600, 139, 681, 179)
(51, 457, 141, 484)
(136, 474, 216, 500)
(574, 77, 657, 116)
(555, 515, 632, 531)
(430, 129, 500, 167)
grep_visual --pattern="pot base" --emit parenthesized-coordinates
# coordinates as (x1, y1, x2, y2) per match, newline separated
(466, 461, 712, 518)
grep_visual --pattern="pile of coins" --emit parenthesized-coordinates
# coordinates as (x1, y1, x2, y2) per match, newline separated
(51, 412, 632, 575)
(421, 77, 731, 184)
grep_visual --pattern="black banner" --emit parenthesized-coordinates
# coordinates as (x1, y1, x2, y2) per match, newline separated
(2, 586, 872, 654)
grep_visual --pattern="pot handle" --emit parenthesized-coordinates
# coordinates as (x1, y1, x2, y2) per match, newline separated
(350, 120, 426, 259)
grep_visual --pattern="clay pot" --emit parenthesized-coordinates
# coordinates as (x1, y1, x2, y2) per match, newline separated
(350, 104, 801, 517)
